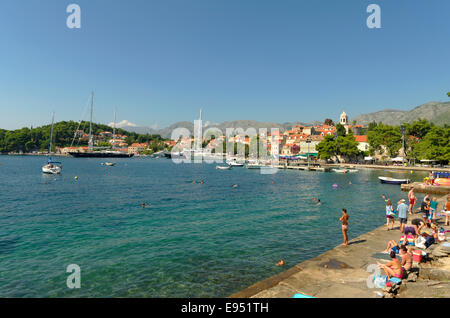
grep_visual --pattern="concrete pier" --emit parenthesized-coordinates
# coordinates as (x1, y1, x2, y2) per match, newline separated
(231, 194, 450, 298)
(401, 182, 450, 195)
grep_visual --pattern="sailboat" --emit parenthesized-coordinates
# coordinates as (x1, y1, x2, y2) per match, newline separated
(42, 112, 63, 174)
(68, 93, 134, 158)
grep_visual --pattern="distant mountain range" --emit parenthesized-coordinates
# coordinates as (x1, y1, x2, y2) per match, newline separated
(352, 101, 450, 126)
(115, 101, 450, 138)
(116, 120, 321, 138)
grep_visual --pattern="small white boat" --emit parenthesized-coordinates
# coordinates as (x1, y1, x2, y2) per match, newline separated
(42, 160, 62, 174)
(227, 161, 244, 167)
(347, 169, 359, 173)
(378, 176, 411, 185)
(216, 165, 231, 170)
(332, 168, 348, 173)
(105, 162, 116, 166)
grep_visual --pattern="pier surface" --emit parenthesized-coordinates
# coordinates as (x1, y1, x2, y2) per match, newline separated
(231, 195, 450, 298)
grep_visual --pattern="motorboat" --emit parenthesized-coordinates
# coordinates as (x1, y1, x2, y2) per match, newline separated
(332, 168, 348, 173)
(216, 165, 231, 170)
(378, 176, 411, 184)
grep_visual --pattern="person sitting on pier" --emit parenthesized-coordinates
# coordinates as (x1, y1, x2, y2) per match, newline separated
(377, 251, 404, 279)
(384, 234, 415, 253)
(399, 245, 413, 273)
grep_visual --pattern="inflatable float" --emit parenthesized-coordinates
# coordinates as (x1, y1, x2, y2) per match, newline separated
(434, 178, 450, 186)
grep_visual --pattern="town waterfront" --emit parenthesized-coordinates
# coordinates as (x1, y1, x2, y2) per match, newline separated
(0, 156, 428, 297)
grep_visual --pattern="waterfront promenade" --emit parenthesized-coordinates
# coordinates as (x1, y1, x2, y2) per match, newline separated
(231, 195, 450, 298)
(325, 163, 450, 173)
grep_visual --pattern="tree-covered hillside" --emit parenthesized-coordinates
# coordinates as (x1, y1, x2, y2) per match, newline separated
(0, 121, 166, 153)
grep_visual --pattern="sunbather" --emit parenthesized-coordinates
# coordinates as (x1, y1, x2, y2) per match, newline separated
(377, 251, 404, 279)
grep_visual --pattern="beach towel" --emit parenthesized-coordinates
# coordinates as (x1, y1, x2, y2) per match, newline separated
(293, 293, 314, 298)
(389, 277, 402, 284)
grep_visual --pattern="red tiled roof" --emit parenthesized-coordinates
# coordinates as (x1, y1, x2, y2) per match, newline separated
(354, 135, 367, 142)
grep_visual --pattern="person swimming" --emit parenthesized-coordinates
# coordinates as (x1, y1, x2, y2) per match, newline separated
(276, 260, 285, 266)
(142, 202, 146, 208)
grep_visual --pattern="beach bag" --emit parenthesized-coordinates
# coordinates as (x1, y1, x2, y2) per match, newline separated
(415, 236, 426, 249)
(373, 273, 388, 288)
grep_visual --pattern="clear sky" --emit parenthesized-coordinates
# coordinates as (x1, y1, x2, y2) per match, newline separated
(0, 0, 449, 130)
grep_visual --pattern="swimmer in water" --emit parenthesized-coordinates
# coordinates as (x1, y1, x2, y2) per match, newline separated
(276, 260, 285, 266)
(349, 181, 352, 185)
(312, 197, 317, 202)
(366, 178, 369, 182)
(201, 180, 204, 184)
(142, 202, 146, 208)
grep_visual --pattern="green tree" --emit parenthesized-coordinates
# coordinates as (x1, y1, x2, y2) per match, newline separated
(324, 118, 334, 126)
(336, 132, 360, 158)
(336, 124, 346, 137)
(316, 135, 337, 159)
(367, 124, 402, 157)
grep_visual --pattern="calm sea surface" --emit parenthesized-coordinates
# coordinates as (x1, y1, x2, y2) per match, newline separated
(0, 156, 427, 297)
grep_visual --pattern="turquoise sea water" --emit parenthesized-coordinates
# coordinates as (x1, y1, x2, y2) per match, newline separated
(0, 156, 427, 297)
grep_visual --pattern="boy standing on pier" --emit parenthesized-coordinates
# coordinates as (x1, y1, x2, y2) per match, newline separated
(408, 187, 416, 215)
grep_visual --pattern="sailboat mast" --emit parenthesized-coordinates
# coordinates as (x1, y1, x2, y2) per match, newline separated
(49, 112, 55, 154)
(113, 108, 117, 149)
(88, 92, 94, 151)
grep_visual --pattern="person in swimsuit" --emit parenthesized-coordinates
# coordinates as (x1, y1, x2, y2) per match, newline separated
(445, 196, 450, 226)
(385, 199, 395, 231)
(399, 245, 412, 272)
(377, 250, 403, 279)
(429, 197, 438, 223)
(420, 197, 430, 224)
(408, 187, 416, 215)
(340, 208, 349, 246)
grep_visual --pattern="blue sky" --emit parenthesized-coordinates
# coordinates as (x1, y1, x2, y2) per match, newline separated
(0, 0, 449, 130)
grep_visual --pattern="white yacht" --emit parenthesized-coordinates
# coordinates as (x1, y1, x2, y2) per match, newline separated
(42, 113, 62, 174)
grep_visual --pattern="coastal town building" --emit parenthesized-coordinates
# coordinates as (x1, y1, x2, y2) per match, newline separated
(128, 143, 148, 154)
(355, 135, 369, 152)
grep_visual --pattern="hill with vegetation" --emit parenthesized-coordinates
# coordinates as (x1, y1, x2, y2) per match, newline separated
(0, 121, 167, 153)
